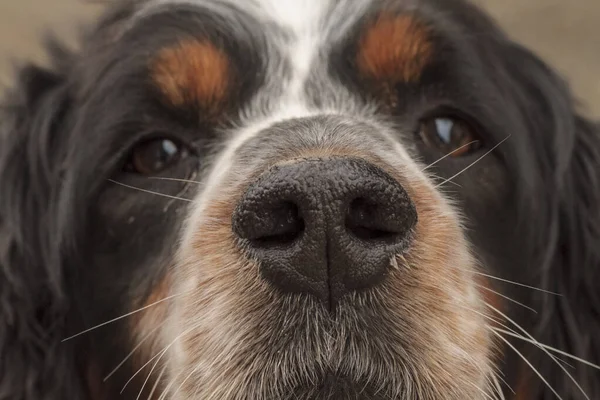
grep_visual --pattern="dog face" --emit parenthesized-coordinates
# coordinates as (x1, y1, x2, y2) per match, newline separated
(1, 0, 599, 399)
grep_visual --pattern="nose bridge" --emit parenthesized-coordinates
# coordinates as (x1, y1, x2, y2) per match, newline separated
(233, 115, 394, 169)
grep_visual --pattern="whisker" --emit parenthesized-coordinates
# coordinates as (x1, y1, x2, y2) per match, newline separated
(103, 321, 166, 381)
(136, 349, 168, 400)
(465, 303, 575, 369)
(478, 305, 575, 370)
(147, 364, 167, 400)
(108, 179, 194, 202)
(465, 301, 576, 380)
(157, 369, 181, 400)
(62, 293, 181, 342)
(494, 328, 600, 371)
(492, 370, 514, 397)
(467, 380, 496, 400)
(434, 136, 511, 188)
(486, 374, 503, 400)
(486, 317, 575, 369)
(461, 349, 502, 400)
(487, 305, 590, 400)
(458, 304, 504, 327)
(429, 173, 462, 188)
(148, 177, 202, 184)
(493, 378, 506, 400)
(122, 324, 197, 394)
(476, 284, 538, 313)
(483, 354, 513, 399)
(489, 329, 563, 400)
(422, 140, 480, 171)
(121, 345, 168, 394)
(494, 327, 575, 369)
(171, 360, 203, 399)
(462, 302, 572, 371)
(171, 342, 241, 400)
(471, 270, 562, 296)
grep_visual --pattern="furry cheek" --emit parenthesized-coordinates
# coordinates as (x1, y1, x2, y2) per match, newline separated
(387, 175, 494, 394)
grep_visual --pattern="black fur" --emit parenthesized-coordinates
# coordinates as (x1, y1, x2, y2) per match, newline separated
(1, 1, 599, 399)
(496, 40, 600, 399)
(0, 59, 85, 399)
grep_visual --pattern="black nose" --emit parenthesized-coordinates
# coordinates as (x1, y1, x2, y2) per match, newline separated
(232, 158, 417, 307)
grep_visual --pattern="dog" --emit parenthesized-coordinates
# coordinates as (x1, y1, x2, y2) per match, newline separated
(1, 0, 599, 399)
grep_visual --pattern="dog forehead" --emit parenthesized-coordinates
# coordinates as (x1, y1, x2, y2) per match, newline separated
(134, 0, 363, 98)
(142, 0, 341, 31)
(133, 0, 379, 121)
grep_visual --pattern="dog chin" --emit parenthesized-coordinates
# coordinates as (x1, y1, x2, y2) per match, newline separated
(286, 374, 388, 400)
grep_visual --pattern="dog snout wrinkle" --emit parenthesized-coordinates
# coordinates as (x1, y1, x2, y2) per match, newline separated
(232, 157, 417, 308)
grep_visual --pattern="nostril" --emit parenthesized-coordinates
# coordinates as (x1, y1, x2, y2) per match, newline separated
(233, 158, 418, 304)
(251, 201, 305, 248)
(346, 197, 401, 242)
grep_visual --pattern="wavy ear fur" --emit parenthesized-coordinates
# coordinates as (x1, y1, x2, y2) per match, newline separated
(0, 57, 86, 399)
(534, 115, 600, 399)
(501, 42, 600, 399)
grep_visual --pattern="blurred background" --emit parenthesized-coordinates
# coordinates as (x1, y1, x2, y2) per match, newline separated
(0, 0, 598, 116)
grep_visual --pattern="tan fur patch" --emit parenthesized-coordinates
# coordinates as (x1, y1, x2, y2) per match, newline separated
(151, 40, 231, 114)
(476, 276, 503, 317)
(134, 274, 171, 328)
(393, 176, 492, 395)
(357, 14, 433, 84)
(129, 274, 171, 398)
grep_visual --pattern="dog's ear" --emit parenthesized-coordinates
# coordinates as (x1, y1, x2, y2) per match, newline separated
(0, 58, 87, 398)
(544, 115, 600, 400)
(500, 41, 600, 399)
(535, 114, 600, 400)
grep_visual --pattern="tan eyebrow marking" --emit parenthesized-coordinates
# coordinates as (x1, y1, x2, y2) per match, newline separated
(357, 14, 433, 84)
(151, 39, 231, 114)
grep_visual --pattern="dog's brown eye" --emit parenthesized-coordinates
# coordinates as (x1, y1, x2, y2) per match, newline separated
(126, 138, 187, 175)
(419, 117, 481, 157)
